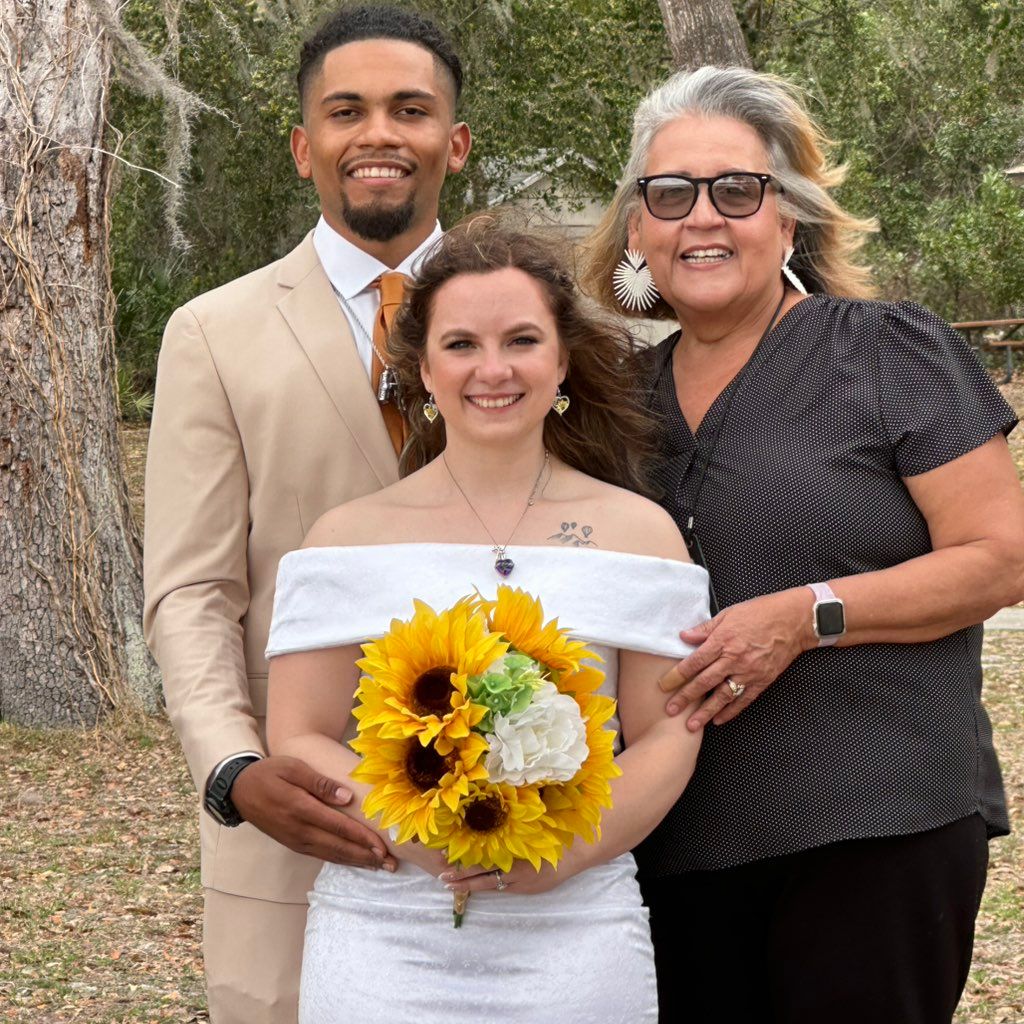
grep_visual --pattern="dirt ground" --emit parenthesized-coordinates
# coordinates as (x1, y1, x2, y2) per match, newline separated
(1, 379, 1022, 1023)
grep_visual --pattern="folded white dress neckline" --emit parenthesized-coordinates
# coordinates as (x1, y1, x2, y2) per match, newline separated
(265, 542, 710, 659)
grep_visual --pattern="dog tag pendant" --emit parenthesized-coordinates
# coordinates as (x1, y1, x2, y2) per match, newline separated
(377, 365, 399, 404)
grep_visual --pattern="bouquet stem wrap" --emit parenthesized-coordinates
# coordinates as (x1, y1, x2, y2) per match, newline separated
(452, 890, 470, 928)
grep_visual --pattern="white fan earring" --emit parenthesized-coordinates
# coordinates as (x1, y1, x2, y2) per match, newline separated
(612, 249, 660, 312)
(552, 387, 570, 416)
(423, 394, 439, 423)
(782, 246, 808, 295)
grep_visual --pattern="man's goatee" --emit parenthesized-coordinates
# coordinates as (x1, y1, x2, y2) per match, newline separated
(342, 197, 416, 242)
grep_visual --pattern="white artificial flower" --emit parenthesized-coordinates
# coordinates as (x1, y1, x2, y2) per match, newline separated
(484, 681, 588, 786)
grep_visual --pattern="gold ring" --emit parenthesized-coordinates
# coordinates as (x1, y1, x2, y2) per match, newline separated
(726, 678, 745, 699)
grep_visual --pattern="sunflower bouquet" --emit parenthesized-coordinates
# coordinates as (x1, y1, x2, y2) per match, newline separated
(350, 586, 621, 926)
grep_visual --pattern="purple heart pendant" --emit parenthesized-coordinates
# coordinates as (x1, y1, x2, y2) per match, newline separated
(494, 556, 515, 578)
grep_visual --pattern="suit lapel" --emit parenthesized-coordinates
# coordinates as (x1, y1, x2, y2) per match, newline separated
(275, 235, 399, 489)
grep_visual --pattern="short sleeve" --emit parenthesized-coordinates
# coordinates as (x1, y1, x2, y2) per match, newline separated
(876, 301, 1017, 477)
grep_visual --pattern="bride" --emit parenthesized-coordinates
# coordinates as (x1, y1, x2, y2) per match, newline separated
(265, 220, 709, 1022)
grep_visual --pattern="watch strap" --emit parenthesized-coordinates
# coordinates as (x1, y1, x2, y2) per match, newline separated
(207, 750, 264, 788)
(205, 753, 262, 827)
(806, 582, 844, 647)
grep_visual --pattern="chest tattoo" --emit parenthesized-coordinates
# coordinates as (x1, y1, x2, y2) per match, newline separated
(548, 522, 598, 548)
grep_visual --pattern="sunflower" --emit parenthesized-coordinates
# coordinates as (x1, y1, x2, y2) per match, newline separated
(354, 598, 507, 750)
(539, 692, 622, 845)
(428, 781, 564, 873)
(352, 731, 491, 843)
(482, 587, 594, 680)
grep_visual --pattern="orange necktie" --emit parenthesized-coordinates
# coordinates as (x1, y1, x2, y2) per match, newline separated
(372, 271, 409, 457)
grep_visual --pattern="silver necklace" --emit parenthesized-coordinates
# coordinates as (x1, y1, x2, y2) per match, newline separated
(442, 450, 550, 577)
(334, 287, 400, 404)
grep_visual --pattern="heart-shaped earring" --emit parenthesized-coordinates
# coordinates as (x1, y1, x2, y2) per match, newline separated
(423, 394, 439, 423)
(552, 387, 570, 416)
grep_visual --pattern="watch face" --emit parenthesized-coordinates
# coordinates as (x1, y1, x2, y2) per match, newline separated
(816, 601, 845, 637)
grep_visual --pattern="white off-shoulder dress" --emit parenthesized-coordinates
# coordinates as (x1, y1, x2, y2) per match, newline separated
(266, 544, 710, 1024)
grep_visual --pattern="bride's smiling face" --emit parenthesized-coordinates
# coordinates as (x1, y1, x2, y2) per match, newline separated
(420, 267, 567, 443)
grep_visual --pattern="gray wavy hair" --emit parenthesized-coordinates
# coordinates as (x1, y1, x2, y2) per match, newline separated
(581, 66, 876, 318)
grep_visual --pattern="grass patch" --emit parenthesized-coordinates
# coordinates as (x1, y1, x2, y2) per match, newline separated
(0, 718, 206, 1022)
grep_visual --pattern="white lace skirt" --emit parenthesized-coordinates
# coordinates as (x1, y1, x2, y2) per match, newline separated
(299, 854, 658, 1023)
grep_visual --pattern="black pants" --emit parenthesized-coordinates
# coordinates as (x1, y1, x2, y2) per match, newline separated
(641, 815, 989, 1024)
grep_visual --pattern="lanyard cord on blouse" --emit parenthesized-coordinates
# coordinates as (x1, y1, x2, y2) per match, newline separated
(667, 290, 788, 613)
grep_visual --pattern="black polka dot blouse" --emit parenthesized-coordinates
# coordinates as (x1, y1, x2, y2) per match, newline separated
(635, 295, 1016, 876)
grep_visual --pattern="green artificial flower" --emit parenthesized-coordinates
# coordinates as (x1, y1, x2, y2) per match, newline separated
(468, 651, 548, 733)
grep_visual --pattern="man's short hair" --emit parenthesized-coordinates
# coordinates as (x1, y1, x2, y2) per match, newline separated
(297, 5, 463, 114)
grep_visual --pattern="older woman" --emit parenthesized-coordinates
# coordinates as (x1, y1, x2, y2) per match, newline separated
(583, 66, 1024, 1024)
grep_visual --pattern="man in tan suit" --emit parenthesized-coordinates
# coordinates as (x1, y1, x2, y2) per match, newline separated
(143, 7, 471, 1021)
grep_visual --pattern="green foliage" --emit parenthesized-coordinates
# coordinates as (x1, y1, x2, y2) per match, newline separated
(110, 0, 315, 395)
(109, 0, 671, 397)
(914, 171, 1024, 315)
(454, 0, 671, 207)
(751, 0, 1024, 320)
(109, 0, 1024, 404)
(116, 365, 155, 422)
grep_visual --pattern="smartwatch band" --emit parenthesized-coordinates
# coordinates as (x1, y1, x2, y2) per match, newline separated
(205, 752, 262, 827)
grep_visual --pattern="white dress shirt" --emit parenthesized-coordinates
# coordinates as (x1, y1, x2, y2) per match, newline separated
(312, 216, 444, 379)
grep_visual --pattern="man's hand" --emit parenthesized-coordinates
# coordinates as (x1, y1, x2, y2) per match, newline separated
(230, 756, 396, 870)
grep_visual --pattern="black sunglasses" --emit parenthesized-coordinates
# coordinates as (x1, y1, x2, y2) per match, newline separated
(636, 172, 778, 220)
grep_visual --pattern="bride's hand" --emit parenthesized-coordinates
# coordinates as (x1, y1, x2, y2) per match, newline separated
(439, 858, 577, 897)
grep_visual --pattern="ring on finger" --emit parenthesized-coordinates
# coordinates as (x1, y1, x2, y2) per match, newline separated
(493, 869, 508, 892)
(726, 677, 745, 699)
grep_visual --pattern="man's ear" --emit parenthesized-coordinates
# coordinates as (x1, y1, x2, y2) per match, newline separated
(446, 123, 472, 175)
(291, 125, 312, 180)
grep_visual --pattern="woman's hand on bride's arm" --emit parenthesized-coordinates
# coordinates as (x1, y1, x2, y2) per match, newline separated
(661, 588, 815, 731)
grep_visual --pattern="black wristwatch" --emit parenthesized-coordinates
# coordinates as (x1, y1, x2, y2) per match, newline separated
(204, 753, 262, 827)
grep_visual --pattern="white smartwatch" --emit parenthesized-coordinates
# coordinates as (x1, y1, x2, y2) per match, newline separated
(806, 582, 846, 647)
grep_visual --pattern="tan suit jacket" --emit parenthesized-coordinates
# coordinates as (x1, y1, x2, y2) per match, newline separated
(143, 233, 399, 903)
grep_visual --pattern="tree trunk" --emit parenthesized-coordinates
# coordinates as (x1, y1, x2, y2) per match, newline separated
(657, 0, 752, 70)
(0, 0, 160, 725)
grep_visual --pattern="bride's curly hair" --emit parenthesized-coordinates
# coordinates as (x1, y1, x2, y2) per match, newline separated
(388, 215, 657, 493)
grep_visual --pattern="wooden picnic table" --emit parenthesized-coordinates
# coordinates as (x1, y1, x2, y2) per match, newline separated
(950, 318, 1024, 383)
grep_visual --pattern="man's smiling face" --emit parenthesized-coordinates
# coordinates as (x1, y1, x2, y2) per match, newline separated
(291, 38, 470, 260)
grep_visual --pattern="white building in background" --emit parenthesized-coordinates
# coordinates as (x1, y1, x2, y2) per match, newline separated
(484, 152, 678, 347)
(484, 152, 607, 240)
